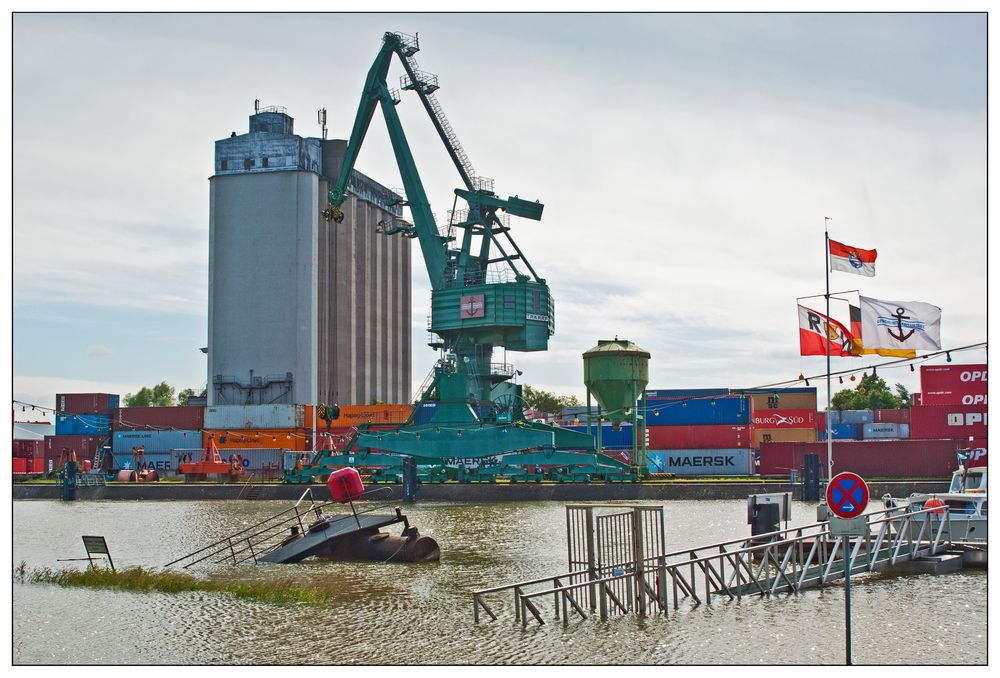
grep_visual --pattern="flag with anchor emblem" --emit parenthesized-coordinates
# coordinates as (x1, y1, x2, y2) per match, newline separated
(859, 296, 942, 351)
(829, 239, 877, 277)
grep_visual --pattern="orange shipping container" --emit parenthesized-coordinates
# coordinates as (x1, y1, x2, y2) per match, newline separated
(753, 427, 817, 446)
(316, 404, 413, 428)
(203, 429, 310, 451)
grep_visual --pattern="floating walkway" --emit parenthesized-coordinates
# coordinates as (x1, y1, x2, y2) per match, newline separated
(472, 503, 977, 625)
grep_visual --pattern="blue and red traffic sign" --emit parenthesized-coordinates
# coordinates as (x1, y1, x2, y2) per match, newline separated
(826, 472, 869, 519)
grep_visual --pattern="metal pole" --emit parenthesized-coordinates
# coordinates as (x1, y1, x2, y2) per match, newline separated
(824, 218, 834, 483)
(845, 538, 853, 665)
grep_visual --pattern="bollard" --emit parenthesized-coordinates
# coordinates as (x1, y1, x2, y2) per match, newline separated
(61, 461, 78, 502)
(803, 454, 821, 501)
(402, 456, 417, 503)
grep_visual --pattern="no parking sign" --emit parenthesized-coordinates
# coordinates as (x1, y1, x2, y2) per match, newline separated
(826, 472, 869, 519)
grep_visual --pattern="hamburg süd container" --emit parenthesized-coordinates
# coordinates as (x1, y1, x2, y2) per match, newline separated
(647, 424, 749, 449)
(204, 404, 305, 430)
(748, 392, 818, 411)
(647, 448, 752, 476)
(749, 408, 816, 430)
(56, 393, 120, 415)
(644, 397, 749, 426)
(112, 406, 205, 431)
(55, 413, 111, 436)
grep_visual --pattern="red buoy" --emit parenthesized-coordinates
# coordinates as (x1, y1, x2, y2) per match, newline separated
(924, 496, 946, 514)
(327, 467, 365, 503)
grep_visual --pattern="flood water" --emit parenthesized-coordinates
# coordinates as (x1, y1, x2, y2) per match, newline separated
(12, 497, 987, 665)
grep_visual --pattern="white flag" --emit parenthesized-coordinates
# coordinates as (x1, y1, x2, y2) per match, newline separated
(859, 296, 942, 351)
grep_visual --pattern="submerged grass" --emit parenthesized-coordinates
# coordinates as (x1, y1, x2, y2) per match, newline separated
(14, 561, 332, 605)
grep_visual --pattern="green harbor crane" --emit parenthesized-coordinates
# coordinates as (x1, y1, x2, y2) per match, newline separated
(287, 31, 633, 483)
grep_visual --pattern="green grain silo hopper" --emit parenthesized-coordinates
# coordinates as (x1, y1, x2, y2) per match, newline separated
(583, 338, 650, 474)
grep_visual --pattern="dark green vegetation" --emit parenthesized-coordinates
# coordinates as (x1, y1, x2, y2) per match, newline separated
(831, 374, 911, 410)
(14, 562, 331, 605)
(123, 382, 204, 407)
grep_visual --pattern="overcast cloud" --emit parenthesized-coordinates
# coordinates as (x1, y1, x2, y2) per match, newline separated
(11, 12, 988, 418)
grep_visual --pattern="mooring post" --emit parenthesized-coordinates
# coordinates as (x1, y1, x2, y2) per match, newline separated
(402, 456, 417, 503)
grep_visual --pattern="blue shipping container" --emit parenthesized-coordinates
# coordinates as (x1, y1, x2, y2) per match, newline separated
(112, 430, 203, 455)
(647, 448, 752, 476)
(819, 423, 859, 441)
(55, 414, 110, 436)
(560, 425, 637, 448)
(644, 388, 730, 400)
(830, 409, 874, 425)
(644, 397, 749, 425)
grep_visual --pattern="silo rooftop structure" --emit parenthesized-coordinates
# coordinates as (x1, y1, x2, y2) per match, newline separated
(208, 106, 411, 406)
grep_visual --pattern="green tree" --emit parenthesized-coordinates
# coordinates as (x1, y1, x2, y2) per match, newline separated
(894, 383, 912, 408)
(177, 388, 198, 406)
(521, 385, 581, 414)
(124, 382, 176, 407)
(830, 374, 904, 410)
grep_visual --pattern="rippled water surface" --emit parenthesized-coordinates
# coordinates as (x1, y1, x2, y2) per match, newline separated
(13, 498, 986, 665)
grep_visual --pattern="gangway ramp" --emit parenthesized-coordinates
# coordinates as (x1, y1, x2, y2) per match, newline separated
(472, 503, 957, 625)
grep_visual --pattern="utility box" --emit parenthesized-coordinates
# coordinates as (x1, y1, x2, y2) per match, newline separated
(748, 492, 790, 543)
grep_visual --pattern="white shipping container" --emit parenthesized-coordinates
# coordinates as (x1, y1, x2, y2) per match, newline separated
(862, 423, 900, 439)
(204, 405, 305, 430)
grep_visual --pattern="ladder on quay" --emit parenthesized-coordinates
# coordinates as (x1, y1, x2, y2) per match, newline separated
(472, 503, 956, 626)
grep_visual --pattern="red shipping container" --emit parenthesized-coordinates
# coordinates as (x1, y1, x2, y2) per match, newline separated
(12, 458, 27, 474)
(759, 439, 964, 478)
(920, 364, 987, 406)
(967, 438, 987, 468)
(873, 409, 910, 424)
(13, 440, 43, 459)
(56, 393, 119, 415)
(909, 404, 987, 440)
(912, 393, 922, 406)
(44, 435, 107, 469)
(112, 406, 205, 431)
(750, 409, 816, 430)
(647, 425, 750, 449)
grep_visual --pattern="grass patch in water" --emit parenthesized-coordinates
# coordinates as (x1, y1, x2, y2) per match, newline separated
(14, 561, 331, 605)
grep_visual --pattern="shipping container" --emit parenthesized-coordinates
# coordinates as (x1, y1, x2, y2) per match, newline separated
(43, 435, 107, 471)
(112, 406, 205, 431)
(818, 423, 859, 441)
(55, 413, 111, 436)
(910, 404, 987, 440)
(644, 397, 749, 426)
(319, 404, 413, 427)
(203, 428, 310, 452)
(920, 364, 987, 406)
(560, 424, 637, 448)
(759, 439, 965, 478)
(862, 423, 901, 439)
(644, 388, 730, 400)
(27, 458, 47, 474)
(829, 409, 874, 425)
(56, 393, 119, 415)
(647, 448, 752, 476)
(647, 424, 749, 449)
(748, 393, 818, 411)
(204, 404, 305, 430)
(749, 408, 816, 430)
(112, 430, 203, 455)
(968, 438, 987, 467)
(900, 424, 910, 438)
(752, 427, 816, 446)
(873, 408, 910, 424)
(13, 440, 44, 459)
(12, 458, 27, 474)
(912, 393, 922, 406)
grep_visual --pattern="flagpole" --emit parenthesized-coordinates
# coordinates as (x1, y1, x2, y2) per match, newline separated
(824, 217, 833, 483)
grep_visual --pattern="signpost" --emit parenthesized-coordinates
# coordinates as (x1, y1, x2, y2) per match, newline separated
(826, 471, 870, 665)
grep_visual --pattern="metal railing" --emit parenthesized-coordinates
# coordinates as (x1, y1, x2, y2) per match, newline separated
(472, 504, 953, 625)
(164, 486, 394, 569)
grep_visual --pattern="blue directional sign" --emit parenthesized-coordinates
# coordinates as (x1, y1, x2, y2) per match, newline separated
(826, 472, 869, 519)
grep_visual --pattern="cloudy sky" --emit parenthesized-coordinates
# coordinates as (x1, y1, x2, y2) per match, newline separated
(10, 12, 988, 418)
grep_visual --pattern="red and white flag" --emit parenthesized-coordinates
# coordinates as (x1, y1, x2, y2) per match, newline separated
(829, 239, 877, 277)
(798, 305, 855, 357)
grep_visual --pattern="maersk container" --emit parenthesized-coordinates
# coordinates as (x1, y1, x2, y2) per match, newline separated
(112, 430, 202, 455)
(645, 397, 749, 426)
(647, 448, 752, 476)
(863, 423, 901, 439)
(55, 413, 111, 436)
(647, 424, 750, 449)
(204, 404, 305, 430)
